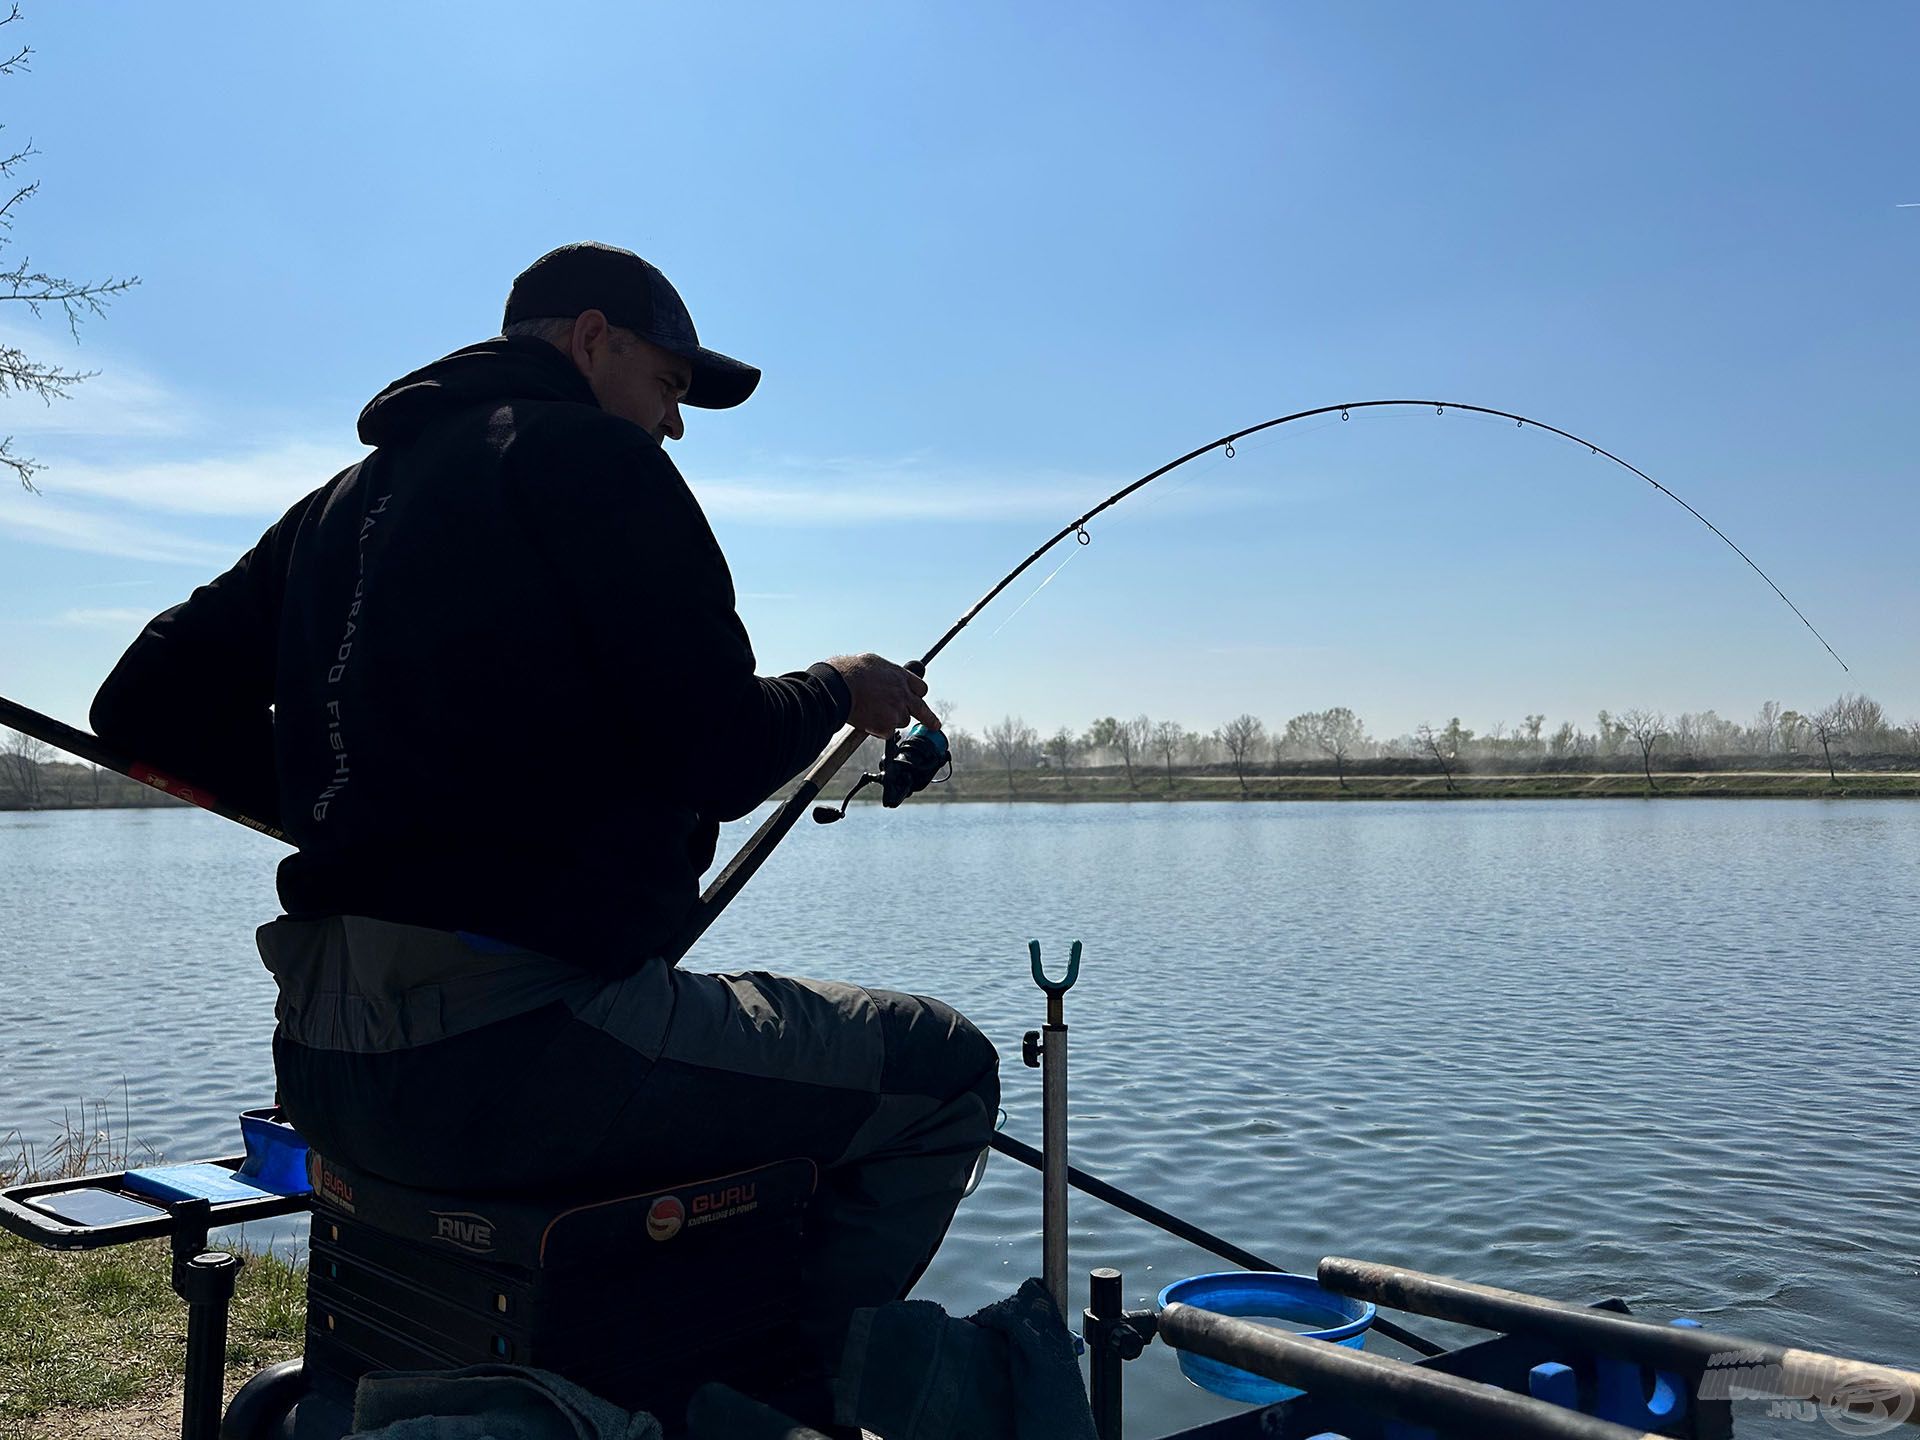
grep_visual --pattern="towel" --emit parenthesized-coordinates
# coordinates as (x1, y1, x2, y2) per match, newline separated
(348, 1364, 663, 1440)
(833, 1277, 1097, 1440)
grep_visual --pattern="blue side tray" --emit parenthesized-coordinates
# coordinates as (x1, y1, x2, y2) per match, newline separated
(123, 1162, 276, 1206)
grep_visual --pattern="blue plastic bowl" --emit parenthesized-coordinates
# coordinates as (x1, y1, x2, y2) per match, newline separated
(1157, 1271, 1375, 1404)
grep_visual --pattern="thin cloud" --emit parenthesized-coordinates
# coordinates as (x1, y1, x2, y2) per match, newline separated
(0, 325, 197, 442)
(35, 440, 356, 517)
(50, 606, 154, 628)
(0, 496, 237, 567)
(695, 479, 1085, 523)
(694, 457, 1271, 525)
(1202, 642, 1334, 658)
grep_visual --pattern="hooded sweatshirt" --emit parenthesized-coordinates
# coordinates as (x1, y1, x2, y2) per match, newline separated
(91, 337, 850, 975)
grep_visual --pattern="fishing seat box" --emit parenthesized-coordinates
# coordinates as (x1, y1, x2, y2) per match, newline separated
(298, 1150, 818, 1428)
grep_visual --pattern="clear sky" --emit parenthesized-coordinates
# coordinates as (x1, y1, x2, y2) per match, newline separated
(1, 2, 1914, 745)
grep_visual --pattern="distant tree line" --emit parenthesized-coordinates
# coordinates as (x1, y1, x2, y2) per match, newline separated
(5, 691, 1916, 809)
(0, 729, 180, 810)
(883, 692, 1920, 797)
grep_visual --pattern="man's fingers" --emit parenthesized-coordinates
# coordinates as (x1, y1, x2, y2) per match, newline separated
(828, 654, 942, 734)
(894, 662, 934, 727)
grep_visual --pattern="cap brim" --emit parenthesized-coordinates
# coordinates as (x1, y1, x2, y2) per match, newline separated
(680, 346, 760, 410)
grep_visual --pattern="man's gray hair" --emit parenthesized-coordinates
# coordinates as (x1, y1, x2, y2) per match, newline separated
(502, 316, 576, 347)
(503, 314, 638, 355)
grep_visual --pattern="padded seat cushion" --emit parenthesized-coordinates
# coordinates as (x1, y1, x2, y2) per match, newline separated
(307, 1151, 816, 1271)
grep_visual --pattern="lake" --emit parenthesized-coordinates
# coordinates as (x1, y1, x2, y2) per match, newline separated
(3, 799, 1916, 1437)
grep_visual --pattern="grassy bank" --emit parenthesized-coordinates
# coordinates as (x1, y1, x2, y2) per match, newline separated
(11, 767, 1919, 817)
(0, 1231, 304, 1439)
(0, 1134, 304, 1440)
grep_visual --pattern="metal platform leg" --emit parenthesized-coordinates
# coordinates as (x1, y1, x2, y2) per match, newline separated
(170, 1198, 244, 1440)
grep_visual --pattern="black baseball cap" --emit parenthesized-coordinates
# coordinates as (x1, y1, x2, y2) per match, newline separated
(502, 242, 761, 410)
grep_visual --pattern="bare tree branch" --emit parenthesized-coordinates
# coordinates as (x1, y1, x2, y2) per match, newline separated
(1415, 723, 1458, 793)
(985, 716, 1038, 797)
(0, 6, 30, 79)
(1619, 708, 1666, 793)
(3, 725, 50, 806)
(1151, 719, 1181, 792)
(1811, 701, 1847, 784)
(1219, 713, 1266, 795)
(0, 9, 138, 488)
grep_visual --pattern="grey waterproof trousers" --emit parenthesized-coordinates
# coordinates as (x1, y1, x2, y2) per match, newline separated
(258, 916, 1000, 1360)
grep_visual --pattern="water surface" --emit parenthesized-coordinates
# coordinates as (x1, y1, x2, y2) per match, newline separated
(3, 800, 1915, 1436)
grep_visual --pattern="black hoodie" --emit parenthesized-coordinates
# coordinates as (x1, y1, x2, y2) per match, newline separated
(92, 337, 849, 975)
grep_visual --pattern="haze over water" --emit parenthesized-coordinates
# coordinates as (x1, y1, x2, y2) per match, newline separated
(3, 801, 1915, 1437)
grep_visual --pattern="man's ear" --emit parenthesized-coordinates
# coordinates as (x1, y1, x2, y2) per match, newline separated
(568, 309, 611, 373)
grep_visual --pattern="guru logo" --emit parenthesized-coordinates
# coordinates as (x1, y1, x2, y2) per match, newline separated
(646, 1195, 685, 1242)
(430, 1211, 496, 1254)
(693, 1183, 756, 1216)
(316, 1163, 355, 1214)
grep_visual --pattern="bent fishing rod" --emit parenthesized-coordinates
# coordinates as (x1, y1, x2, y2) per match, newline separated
(677, 397, 1846, 961)
(0, 400, 1844, 954)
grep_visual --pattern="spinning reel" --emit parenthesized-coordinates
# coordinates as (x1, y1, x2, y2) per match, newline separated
(812, 723, 951, 824)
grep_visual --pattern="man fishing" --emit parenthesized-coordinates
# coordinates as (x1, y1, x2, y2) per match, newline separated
(90, 241, 1000, 1408)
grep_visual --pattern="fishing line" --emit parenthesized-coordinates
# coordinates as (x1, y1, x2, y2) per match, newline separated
(987, 544, 1083, 640)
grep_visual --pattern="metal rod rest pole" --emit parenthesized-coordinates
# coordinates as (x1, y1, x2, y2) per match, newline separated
(1157, 1303, 1661, 1440)
(168, 1200, 240, 1440)
(986, 1132, 1444, 1356)
(1041, 1001, 1068, 1321)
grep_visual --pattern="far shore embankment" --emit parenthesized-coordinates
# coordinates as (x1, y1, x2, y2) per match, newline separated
(864, 769, 1920, 802)
(8, 762, 1920, 814)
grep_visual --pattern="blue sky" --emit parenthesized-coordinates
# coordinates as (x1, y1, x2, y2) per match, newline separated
(2, 2, 1914, 743)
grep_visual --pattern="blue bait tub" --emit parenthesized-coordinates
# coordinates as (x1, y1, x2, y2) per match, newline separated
(236, 1109, 311, 1197)
(1158, 1271, 1375, 1404)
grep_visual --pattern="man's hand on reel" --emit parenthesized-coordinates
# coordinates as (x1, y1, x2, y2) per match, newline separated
(824, 653, 941, 736)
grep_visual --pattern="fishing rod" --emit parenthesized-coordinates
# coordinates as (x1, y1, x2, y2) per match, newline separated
(0, 692, 283, 839)
(0, 400, 1843, 951)
(673, 397, 1846, 961)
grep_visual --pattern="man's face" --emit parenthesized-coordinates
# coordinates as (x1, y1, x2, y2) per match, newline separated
(568, 311, 692, 443)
